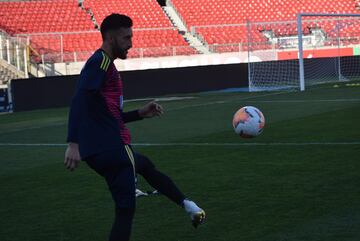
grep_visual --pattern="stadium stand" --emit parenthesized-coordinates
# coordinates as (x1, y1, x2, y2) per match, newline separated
(29, 29, 197, 62)
(170, 0, 360, 52)
(0, 0, 93, 33)
(0, 0, 359, 61)
(0, 86, 9, 112)
(0, 0, 197, 62)
(0, 59, 25, 85)
(83, 0, 172, 28)
(81, 0, 197, 58)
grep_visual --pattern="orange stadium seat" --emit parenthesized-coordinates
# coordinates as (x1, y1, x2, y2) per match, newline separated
(171, 0, 360, 52)
(0, 0, 197, 62)
(1, 0, 359, 60)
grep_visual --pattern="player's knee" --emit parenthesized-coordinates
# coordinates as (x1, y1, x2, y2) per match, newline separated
(112, 193, 136, 210)
(143, 156, 155, 170)
(136, 154, 155, 175)
(115, 205, 136, 218)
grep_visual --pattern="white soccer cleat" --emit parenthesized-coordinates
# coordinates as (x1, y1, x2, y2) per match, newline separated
(135, 189, 148, 197)
(183, 199, 206, 228)
(190, 209, 206, 228)
(135, 189, 160, 198)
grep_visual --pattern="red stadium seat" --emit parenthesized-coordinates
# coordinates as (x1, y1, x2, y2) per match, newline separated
(2, 0, 358, 60)
(171, 0, 360, 52)
(0, 0, 198, 60)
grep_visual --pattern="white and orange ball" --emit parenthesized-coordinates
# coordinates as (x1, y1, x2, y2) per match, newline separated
(232, 106, 265, 138)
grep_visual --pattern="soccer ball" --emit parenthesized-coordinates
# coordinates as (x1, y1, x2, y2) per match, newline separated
(232, 106, 265, 138)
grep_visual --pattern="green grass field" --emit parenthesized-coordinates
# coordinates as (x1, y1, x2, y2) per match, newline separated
(1, 82, 360, 241)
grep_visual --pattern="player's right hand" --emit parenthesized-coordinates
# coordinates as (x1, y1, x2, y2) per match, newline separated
(138, 101, 164, 118)
(64, 143, 81, 171)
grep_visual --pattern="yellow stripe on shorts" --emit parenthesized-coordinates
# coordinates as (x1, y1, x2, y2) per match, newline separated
(124, 145, 135, 176)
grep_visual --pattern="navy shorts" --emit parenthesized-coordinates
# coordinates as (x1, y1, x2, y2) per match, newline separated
(84, 145, 136, 209)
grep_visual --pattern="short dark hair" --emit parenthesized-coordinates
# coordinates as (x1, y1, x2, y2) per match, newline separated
(100, 14, 133, 40)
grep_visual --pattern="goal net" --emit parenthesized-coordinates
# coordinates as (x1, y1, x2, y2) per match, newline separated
(248, 13, 360, 91)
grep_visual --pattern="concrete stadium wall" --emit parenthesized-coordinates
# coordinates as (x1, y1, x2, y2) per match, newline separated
(13, 55, 359, 112)
(41, 52, 251, 76)
(11, 63, 248, 112)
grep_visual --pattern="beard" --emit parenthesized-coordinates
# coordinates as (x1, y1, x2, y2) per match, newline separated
(113, 47, 127, 59)
(118, 49, 128, 59)
(112, 41, 128, 59)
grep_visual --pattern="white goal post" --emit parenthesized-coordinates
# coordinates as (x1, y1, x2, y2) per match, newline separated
(298, 13, 360, 91)
(248, 13, 360, 91)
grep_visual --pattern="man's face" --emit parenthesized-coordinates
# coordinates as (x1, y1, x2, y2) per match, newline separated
(110, 27, 133, 59)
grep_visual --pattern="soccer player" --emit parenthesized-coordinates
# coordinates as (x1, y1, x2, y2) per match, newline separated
(64, 14, 205, 241)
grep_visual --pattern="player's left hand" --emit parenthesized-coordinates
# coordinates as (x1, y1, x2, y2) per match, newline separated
(138, 101, 163, 118)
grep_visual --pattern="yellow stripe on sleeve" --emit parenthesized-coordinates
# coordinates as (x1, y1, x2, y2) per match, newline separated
(103, 56, 111, 71)
(100, 52, 106, 70)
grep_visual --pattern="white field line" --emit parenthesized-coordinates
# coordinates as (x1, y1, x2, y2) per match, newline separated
(0, 142, 359, 147)
(166, 96, 360, 111)
(0, 123, 65, 134)
(246, 99, 360, 103)
(124, 96, 197, 103)
(1, 93, 359, 134)
(0, 92, 284, 134)
(166, 92, 290, 111)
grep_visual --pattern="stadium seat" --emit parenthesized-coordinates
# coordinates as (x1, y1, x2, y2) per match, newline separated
(0, 0, 198, 62)
(1, 0, 358, 60)
(171, 0, 360, 52)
